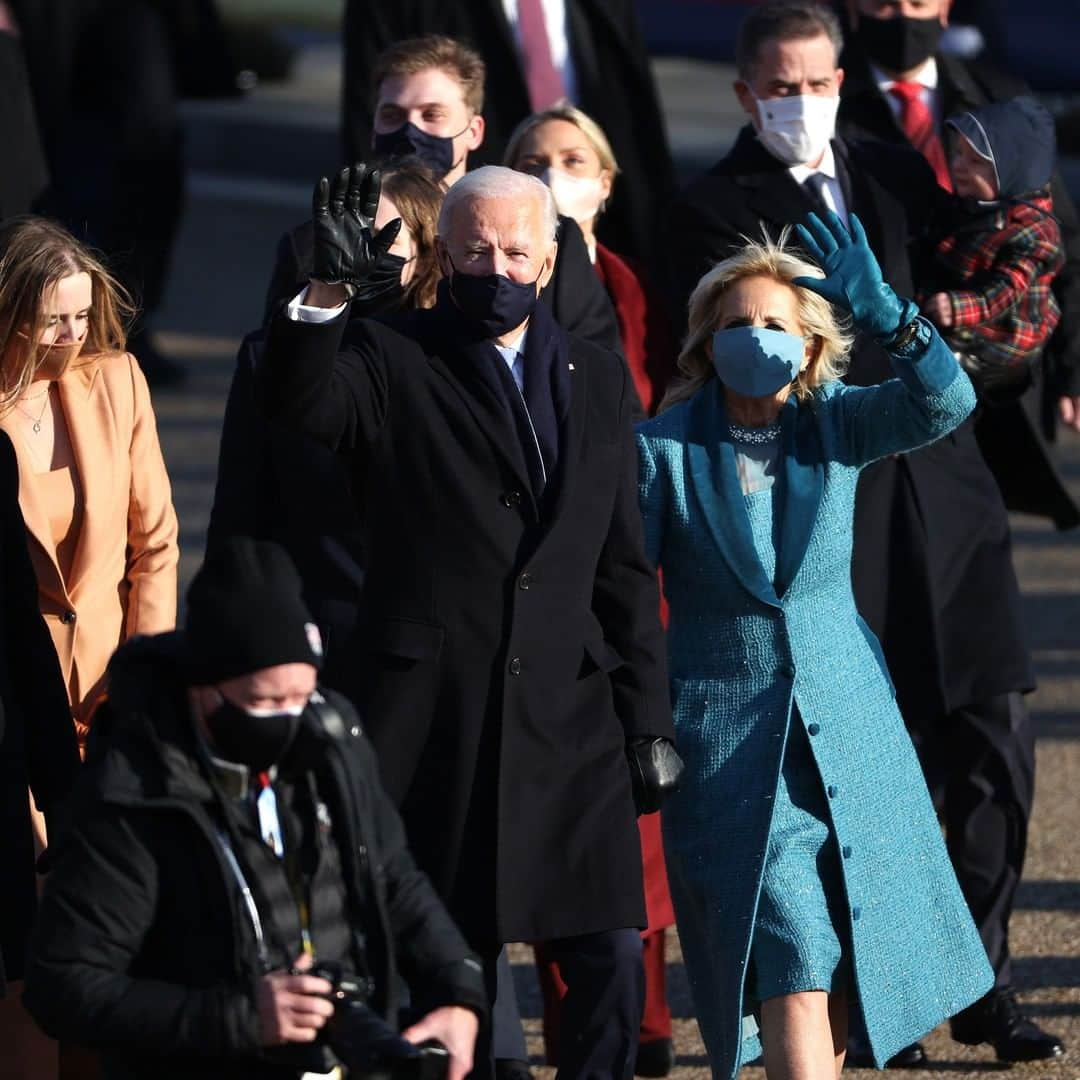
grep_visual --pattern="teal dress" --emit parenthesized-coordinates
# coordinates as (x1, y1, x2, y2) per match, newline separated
(636, 327, 994, 1077)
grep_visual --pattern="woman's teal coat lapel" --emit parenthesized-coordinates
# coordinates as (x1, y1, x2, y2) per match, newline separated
(685, 382, 824, 605)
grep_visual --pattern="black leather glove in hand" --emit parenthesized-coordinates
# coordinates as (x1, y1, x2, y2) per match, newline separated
(627, 737, 684, 816)
(312, 163, 402, 289)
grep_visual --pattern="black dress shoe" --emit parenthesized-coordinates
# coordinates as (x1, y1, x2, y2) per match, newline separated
(494, 1058, 533, 1080)
(845, 1038, 925, 1069)
(635, 1037, 675, 1077)
(951, 988, 1065, 1062)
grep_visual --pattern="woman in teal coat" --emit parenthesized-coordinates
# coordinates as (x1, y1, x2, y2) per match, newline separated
(637, 213, 993, 1079)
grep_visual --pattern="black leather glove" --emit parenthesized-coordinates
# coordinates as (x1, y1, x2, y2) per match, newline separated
(626, 736, 684, 816)
(311, 163, 402, 290)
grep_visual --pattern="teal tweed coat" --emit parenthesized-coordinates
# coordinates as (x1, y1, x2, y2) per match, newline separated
(637, 334, 993, 1076)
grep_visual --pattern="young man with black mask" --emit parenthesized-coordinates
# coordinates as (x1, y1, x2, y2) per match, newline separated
(23, 539, 487, 1080)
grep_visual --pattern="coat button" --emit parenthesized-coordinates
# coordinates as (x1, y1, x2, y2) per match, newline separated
(780, 662, 795, 678)
(61, 609, 76, 625)
(518, 572, 532, 590)
(508, 657, 522, 676)
(852, 905, 861, 921)
(842, 845, 852, 859)
(827, 784, 838, 799)
(807, 722, 820, 736)
(500, 490, 522, 508)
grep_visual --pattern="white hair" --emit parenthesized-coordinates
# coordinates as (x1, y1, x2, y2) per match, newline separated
(438, 165, 559, 242)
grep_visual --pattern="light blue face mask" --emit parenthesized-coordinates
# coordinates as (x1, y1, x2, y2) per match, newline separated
(711, 326, 806, 398)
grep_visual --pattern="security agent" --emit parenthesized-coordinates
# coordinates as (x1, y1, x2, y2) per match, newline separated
(23, 538, 486, 1080)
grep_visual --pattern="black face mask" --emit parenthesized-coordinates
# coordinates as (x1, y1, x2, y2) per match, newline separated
(352, 251, 410, 316)
(204, 694, 304, 773)
(447, 258, 541, 339)
(372, 121, 466, 178)
(857, 13, 944, 74)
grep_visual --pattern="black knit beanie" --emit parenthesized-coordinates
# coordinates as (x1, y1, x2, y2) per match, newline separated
(183, 538, 324, 685)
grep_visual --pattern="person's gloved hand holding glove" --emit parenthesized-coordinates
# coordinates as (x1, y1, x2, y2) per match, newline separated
(792, 211, 918, 343)
(311, 163, 402, 291)
(627, 737, 684, 816)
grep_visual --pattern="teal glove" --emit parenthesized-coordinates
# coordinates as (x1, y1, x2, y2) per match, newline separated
(792, 211, 917, 342)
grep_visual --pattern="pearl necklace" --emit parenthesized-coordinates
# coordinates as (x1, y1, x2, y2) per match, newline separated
(728, 421, 781, 445)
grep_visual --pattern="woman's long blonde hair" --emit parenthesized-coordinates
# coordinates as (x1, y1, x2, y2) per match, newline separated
(660, 229, 853, 412)
(0, 216, 134, 415)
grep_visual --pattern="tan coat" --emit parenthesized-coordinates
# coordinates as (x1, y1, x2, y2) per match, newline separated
(0, 351, 178, 738)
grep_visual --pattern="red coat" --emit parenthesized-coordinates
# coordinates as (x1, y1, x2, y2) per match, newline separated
(594, 241, 677, 930)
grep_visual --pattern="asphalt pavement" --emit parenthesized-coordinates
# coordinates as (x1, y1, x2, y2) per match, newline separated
(149, 37, 1080, 1079)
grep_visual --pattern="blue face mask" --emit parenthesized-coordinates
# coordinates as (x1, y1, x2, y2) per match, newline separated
(711, 326, 806, 398)
(447, 257, 541, 338)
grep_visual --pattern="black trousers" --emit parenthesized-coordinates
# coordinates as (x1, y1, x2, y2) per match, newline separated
(911, 691, 1035, 988)
(474, 929, 644, 1080)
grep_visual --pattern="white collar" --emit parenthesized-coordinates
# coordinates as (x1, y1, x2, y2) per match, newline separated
(789, 141, 838, 185)
(495, 326, 528, 356)
(872, 56, 939, 92)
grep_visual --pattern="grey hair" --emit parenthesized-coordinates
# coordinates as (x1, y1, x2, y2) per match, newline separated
(438, 165, 559, 241)
(735, 0, 844, 79)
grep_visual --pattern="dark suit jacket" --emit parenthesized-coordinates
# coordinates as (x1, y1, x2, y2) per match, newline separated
(341, 0, 675, 262)
(262, 213, 626, 374)
(0, 31, 48, 218)
(0, 430, 80, 983)
(663, 126, 1033, 721)
(256, 300, 671, 946)
(838, 44, 1080, 529)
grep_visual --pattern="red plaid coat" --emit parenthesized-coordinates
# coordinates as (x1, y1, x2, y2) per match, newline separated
(931, 191, 1064, 363)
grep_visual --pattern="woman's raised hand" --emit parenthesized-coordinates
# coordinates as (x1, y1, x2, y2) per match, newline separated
(792, 211, 916, 342)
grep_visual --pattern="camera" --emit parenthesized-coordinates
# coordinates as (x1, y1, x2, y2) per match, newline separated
(304, 962, 450, 1080)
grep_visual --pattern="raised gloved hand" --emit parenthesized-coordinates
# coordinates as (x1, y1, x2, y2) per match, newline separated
(627, 736, 684, 816)
(792, 211, 917, 342)
(311, 163, 402, 289)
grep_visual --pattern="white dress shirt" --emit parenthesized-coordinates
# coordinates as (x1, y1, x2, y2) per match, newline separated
(872, 57, 942, 129)
(500, 0, 579, 104)
(789, 142, 850, 226)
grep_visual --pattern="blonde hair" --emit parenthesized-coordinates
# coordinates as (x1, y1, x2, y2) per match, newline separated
(504, 103, 621, 182)
(660, 229, 853, 412)
(0, 216, 134, 416)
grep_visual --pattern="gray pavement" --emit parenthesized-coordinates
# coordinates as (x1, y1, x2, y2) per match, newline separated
(150, 38, 1080, 1079)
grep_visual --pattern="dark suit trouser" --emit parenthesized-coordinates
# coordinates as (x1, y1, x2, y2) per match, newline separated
(912, 691, 1035, 989)
(474, 930, 644, 1080)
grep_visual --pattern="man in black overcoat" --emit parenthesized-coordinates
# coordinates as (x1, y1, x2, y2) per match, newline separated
(835, 0, 1070, 1060)
(662, 0, 1053, 1066)
(0, 24, 48, 219)
(256, 163, 677, 1080)
(837, 0, 1080, 530)
(341, 0, 675, 263)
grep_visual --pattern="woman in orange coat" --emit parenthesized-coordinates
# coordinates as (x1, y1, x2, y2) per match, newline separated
(507, 107, 679, 1076)
(0, 216, 178, 749)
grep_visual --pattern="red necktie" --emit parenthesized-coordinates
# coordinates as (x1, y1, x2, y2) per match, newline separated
(889, 81, 952, 191)
(517, 0, 567, 110)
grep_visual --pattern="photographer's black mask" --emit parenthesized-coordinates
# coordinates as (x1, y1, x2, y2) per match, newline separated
(204, 692, 305, 772)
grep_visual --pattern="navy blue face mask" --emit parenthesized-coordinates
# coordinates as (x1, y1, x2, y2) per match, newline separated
(447, 257, 542, 339)
(372, 121, 468, 178)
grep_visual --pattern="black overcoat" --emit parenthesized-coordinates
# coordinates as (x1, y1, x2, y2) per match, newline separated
(0, 32, 49, 219)
(341, 0, 675, 262)
(663, 127, 1033, 722)
(0, 430, 80, 984)
(838, 44, 1080, 530)
(256, 300, 671, 946)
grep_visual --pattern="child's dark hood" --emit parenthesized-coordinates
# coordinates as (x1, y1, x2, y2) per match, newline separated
(946, 95, 1056, 201)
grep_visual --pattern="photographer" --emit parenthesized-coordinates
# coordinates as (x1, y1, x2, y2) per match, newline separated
(23, 538, 486, 1079)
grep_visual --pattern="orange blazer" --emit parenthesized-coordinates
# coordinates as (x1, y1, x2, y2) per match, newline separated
(0, 351, 179, 738)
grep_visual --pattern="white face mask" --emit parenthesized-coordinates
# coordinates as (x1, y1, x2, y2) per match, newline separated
(754, 93, 840, 165)
(539, 167, 606, 226)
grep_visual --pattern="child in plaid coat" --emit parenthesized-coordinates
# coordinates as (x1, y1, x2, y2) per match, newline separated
(920, 96, 1063, 395)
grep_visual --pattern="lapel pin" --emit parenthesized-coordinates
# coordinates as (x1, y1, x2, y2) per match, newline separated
(568, 362, 575, 371)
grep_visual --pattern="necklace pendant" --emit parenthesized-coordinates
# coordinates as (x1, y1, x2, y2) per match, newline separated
(32, 421, 41, 433)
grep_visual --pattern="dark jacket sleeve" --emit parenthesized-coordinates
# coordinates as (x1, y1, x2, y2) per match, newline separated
(357, 741, 488, 1020)
(1045, 175, 1080, 396)
(23, 804, 261, 1055)
(262, 224, 314, 327)
(256, 308, 391, 458)
(206, 336, 266, 555)
(589, 357, 672, 741)
(546, 216, 623, 357)
(0, 432, 79, 818)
